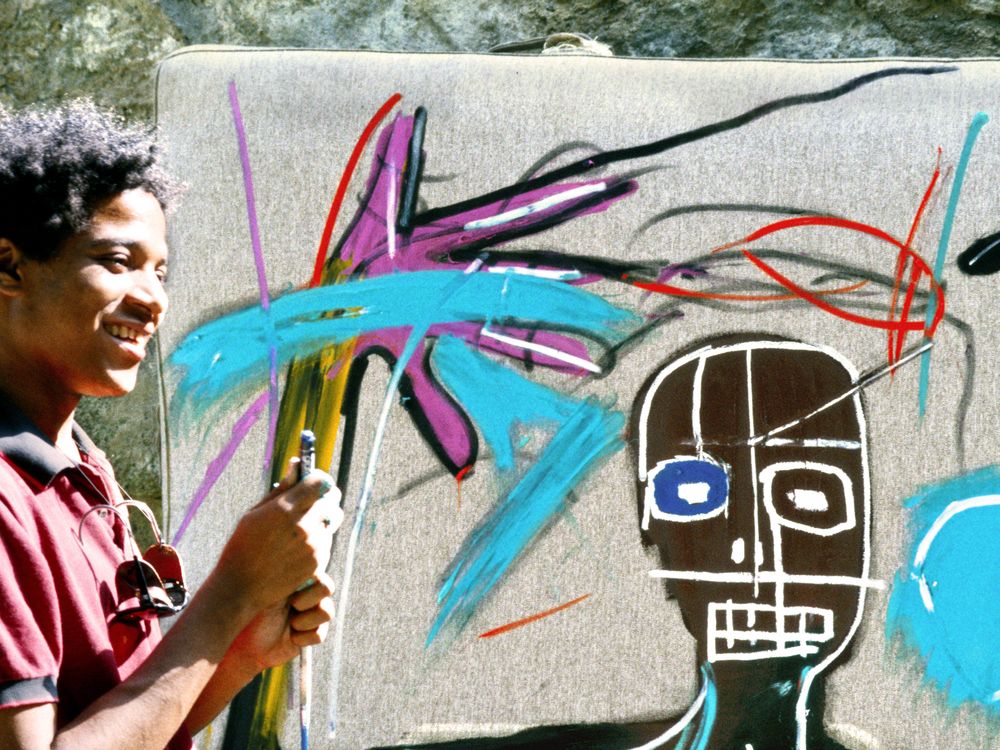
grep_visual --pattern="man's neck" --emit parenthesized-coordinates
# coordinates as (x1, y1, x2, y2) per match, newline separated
(0, 356, 80, 455)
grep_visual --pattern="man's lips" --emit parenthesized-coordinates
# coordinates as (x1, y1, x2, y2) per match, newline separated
(103, 321, 154, 357)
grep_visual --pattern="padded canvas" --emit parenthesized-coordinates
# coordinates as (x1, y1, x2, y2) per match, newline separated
(155, 47, 1000, 749)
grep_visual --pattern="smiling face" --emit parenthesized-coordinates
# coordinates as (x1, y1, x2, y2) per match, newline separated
(635, 335, 870, 668)
(2, 189, 169, 403)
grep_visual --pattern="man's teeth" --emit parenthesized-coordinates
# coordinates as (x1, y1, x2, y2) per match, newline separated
(106, 324, 142, 342)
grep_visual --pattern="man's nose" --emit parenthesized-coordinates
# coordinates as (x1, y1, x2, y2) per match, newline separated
(127, 267, 168, 318)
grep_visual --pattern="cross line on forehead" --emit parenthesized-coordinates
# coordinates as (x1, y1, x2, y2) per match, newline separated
(638, 338, 931, 475)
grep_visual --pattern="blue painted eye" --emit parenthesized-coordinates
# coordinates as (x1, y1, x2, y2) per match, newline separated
(645, 458, 729, 522)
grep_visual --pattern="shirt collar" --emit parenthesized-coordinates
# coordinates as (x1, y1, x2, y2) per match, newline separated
(0, 399, 102, 485)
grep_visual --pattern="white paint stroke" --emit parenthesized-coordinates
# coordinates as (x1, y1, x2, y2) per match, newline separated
(463, 182, 607, 231)
(762, 437, 863, 449)
(648, 569, 886, 590)
(749, 340, 931, 445)
(486, 266, 582, 280)
(386, 165, 397, 260)
(747, 348, 761, 597)
(912, 494, 1000, 614)
(480, 325, 601, 374)
(760, 461, 856, 537)
(627, 676, 708, 750)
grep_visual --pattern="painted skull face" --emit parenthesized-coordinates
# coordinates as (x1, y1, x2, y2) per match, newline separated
(635, 335, 871, 666)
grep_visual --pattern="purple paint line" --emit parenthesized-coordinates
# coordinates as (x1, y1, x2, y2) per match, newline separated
(172, 391, 269, 545)
(228, 81, 280, 467)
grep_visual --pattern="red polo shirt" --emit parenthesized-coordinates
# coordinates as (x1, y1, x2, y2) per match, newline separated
(0, 402, 192, 749)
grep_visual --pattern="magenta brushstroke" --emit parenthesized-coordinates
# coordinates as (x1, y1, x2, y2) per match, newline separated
(326, 113, 635, 472)
(228, 80, 280, 468)
(171, 391, 270, 545)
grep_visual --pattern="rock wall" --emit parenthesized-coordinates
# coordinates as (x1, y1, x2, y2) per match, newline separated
(2, 0, 998, 506)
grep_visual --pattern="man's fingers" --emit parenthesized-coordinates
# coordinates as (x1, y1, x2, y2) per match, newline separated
(253, 457, 302, 507)
(289, 622, 329, 648)
(290, 599, 334, 632)
(282, 470, 339, 517)
(290, 573, 334, 611)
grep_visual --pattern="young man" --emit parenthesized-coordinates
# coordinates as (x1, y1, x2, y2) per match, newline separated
(0, 101, 343, 749)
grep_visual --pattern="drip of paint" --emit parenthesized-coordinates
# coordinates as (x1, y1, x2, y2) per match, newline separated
(455, 465, 472, 511)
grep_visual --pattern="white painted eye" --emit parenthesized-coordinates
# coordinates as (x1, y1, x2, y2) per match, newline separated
(678, 481, 711, 505)
(787, 489, 829, 512)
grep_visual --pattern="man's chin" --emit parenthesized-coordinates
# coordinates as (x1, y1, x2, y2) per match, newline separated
(84, 370, 141, 398)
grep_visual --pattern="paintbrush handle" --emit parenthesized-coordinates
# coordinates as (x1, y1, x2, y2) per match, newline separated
(297, 429, 316, 750)
(299, 646, 312, 750)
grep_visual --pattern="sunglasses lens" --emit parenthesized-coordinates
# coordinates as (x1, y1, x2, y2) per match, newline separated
(143, 543, 188, 609)
(115, 559, 178, 622)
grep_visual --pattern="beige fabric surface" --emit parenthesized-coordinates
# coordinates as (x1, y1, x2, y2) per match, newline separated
(155, 48, 1000, 749)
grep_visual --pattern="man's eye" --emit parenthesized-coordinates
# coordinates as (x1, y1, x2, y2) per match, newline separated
(101, 254, 129, 269)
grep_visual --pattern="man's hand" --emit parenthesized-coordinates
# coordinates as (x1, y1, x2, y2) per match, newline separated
(227, 573, 338, 674)
(209, 462, 343, 625)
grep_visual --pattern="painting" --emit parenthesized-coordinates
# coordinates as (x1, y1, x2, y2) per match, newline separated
(155, 51, 1000, 749)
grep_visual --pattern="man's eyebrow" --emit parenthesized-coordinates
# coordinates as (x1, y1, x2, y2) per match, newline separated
(86, 238, 167, 261)
(85, 237, 140, 249)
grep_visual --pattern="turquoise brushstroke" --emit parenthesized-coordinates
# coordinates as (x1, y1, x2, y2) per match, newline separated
(688, 663, 717, 750)
(168, 270, 637, 422)
(427, 335, 625, 644)
(886, 465, 1000, 713)
(918, 112, 989, 417)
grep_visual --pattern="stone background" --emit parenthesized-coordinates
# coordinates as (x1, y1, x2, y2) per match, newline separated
(2, 0, 999, 508)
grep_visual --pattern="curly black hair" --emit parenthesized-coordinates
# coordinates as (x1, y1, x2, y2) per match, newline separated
(0, 99, 180, 261)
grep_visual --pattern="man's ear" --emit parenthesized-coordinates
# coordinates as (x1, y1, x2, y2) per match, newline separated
(0, 237, 27, 296)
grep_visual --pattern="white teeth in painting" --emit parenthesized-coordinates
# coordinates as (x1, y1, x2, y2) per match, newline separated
(707, 602, 834, 661)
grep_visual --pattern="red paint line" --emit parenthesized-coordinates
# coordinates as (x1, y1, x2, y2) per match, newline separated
(892, 154, 942, 365)
(310, 92, 403, 288)
(455, 465, 473, 512)
(745, 215, 904, 249)
(478, 594, 591, 639)
(892, 260, 926, 365)
(886, 251, 908, 369)
(905, 150, 942, 250)
(707, 211, 946, 340)
(741, 249, 930, 333)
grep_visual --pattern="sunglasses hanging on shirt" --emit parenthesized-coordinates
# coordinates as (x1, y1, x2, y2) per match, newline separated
(78, 500, 189, 622)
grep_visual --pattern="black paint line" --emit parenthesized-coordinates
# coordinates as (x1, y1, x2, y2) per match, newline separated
(498, 140, 605, 212)
(419, 172, 460, 183)
(957, 230, 1000, 275)
(513, 140, 605, 185)
(219, 674, 261, 750)
(351, 178, 642, 278)
(633, 203, 843, 238)
(406, 340, 480, 477)
(411, 66, 957, 226)
(335, 353, 371, 493)
(444, 247, 650, 279)
(397, 106, 427, 231)
(341, 343, 480, 477)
